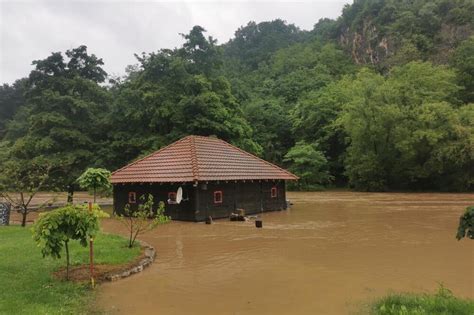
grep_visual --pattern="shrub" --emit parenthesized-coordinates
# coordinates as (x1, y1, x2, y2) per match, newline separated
(117, 194, 170, 248)
(32, 204, 109, 280)
(456, 206, 474, 240)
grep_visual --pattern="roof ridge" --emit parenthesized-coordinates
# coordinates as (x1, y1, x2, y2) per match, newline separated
(111, 136, 190, 176)
(189, 136, 199, 181)
(111, 135, 299, 183)
(217, 139, 299, 180)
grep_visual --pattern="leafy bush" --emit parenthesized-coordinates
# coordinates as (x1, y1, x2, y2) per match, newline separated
(284, 141, 333, 190)
(32, 204, 109, 280)
(117, 194, 170, 248)
(456, 206, 474, 240)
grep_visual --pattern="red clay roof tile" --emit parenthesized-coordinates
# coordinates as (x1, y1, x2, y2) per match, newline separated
(111, 136, 298, 183)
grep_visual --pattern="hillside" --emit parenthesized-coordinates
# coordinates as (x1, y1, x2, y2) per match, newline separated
(0, 0, 473, 192)
(332, 0, 473, 68)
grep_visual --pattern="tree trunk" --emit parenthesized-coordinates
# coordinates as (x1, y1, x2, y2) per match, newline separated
(129, 232, 133, 248)
(65, 240, 70, 280)
(131, 229, 141, 248)
(20, 193, 28, 227)
(67, 184, 74, 204)
(21, 208, 27, 227)
(128, 218, 134, 248)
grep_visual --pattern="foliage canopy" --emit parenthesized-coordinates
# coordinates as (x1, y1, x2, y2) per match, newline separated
(77, 168, 112, 202)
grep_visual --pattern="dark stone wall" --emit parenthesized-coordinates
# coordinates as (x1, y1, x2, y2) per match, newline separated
(113, 180, 288, 222)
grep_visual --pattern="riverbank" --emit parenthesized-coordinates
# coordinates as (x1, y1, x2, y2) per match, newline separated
(0, 226, 141, 314)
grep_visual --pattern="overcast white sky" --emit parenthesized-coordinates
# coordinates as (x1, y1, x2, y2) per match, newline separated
(0, 0, 349, 84)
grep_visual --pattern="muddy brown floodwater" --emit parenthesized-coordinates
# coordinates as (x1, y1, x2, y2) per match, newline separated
(97, 192, 474, 314)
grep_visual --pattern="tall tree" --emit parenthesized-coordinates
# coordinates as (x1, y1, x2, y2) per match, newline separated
(224, 19, 305, 71)
(0, 155, 54, 227)
(284, 141, 333, 190)
(180, 25, 221, 76)
(451, 37, 474, 103)
(103, 26, 261, 167)
(339, 62, 472, 191)
(4, 46, 110, 202)
(0, 78, 27, 138)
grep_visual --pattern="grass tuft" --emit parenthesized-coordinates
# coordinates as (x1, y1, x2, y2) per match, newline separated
(370, 285, 474, 315)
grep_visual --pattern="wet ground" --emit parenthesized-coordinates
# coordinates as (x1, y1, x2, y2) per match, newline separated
(6, 191, 111, 225)
(97, 191, 474, 314)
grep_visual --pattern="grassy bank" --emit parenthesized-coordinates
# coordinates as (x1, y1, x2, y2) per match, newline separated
(369, 286, 474, 315)
(0, 225, 141, 314)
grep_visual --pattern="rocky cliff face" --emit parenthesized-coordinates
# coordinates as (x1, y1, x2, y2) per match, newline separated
(333, 0, 474, 68)
(338, 20, 392, 65)
(433, 23, 472, 64)
(338, 20, 472, 67)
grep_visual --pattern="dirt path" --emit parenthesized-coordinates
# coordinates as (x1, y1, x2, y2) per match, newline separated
(97, 191, 474, 314)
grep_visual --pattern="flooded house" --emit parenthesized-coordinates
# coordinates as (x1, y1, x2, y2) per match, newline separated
(111, 135, 298, 221)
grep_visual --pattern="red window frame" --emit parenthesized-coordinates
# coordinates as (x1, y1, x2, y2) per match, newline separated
(214, 191, 223, 204)
(271, 186, 278, 198)
(168, 192, 177, 203)
(128, 192, 137, 204)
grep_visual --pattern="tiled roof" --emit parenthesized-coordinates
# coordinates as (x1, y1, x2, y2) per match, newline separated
(111, 135, 298, 183)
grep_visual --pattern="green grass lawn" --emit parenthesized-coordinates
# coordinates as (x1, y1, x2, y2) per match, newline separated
(0, 225, 141, 315)
(370, 285, 474, 315)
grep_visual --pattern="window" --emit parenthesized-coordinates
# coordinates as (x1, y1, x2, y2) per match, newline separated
(214, 191, 223, 204)
(168, 192, 177, 204)
(128, 192, 137, 204)
(271, 186, 278, 198)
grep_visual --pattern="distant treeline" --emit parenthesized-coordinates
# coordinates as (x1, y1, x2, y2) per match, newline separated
(0, 0, 473, 192)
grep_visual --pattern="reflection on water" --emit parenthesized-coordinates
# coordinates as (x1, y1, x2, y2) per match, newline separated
(97, 191, 474, 314)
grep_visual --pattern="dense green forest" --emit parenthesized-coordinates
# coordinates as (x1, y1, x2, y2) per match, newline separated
(0, 0, 473, 194)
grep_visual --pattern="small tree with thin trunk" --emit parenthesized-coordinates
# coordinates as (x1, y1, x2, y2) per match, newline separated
(77, 168, 112, 203)
(32, 204, 109, 280)
(456, 206, 474, 240)
(0, 158, 54, 226)
(117, 194, 170, 248)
